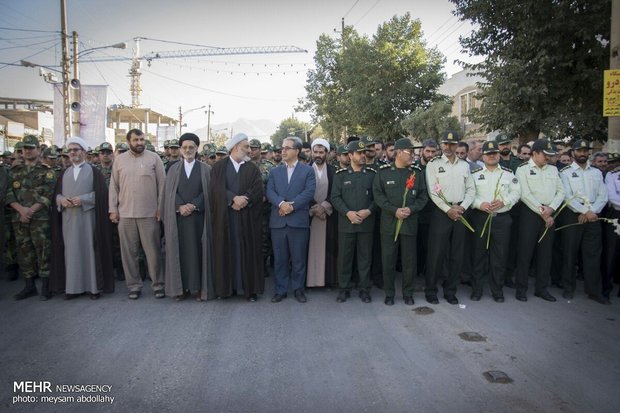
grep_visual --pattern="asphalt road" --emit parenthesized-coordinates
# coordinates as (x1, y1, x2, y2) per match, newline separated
(1, 275, 619, 413)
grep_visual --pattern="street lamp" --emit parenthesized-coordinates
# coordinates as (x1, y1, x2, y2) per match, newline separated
(179, 105, 206, 135)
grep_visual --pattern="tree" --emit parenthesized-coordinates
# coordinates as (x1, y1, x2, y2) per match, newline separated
(271, 117, 312, 147)
(301, 13, 446, 140)
(451, 0, 610, 143)
(401, 98, 461, 140)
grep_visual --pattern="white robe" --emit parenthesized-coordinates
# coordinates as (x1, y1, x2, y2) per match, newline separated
(306, 164, 332, 287)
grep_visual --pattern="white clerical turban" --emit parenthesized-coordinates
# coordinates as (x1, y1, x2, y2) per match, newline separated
(311, 138, 330, 152)
(225, 133, 249, 151)
(66, 136, 90, 151)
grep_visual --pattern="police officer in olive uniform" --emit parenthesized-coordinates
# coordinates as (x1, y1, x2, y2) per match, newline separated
(373, 138, 428, 305)
(470, 141, 521, 302)
(497, 133, 522, 173)
(515, 139, 565, 302)
(6, 135, 56, 300)
(331, 140, 377, 303)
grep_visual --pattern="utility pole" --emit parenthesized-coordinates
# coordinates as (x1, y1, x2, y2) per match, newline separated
(178, 106, 183, 135)
(609, 0, 620, 154)
(206, 104, 213, 143)
(60, 0, 71, 142)
(70, 30, 80, 137)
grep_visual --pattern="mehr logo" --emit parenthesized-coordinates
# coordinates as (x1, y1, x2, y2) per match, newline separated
(14, 381, 52, 393)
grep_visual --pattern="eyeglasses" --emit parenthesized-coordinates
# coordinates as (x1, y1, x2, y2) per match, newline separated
(281, 146, 295, 151)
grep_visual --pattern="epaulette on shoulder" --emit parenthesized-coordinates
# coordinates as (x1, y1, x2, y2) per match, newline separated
(500, 166, 513, 173)
(560, 165, 571, 173)
(379, 163, 391, 169)
(428, 156, 440, 162)
(366, 166, 376, 173)
(517, 161, 529, 168)
(471, 167, 483, 173)
(336, 168, 348, 174)
(40, 163, 51, 169)
(410, 164, 421, 171)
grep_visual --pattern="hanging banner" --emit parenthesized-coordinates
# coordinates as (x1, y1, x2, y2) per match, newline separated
(604, 70, 620, 117)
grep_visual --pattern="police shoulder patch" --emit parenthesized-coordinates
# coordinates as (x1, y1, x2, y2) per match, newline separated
(500, 166, 513, 173)
(471, 167, 483, 173)
(560, 165, 571, 173)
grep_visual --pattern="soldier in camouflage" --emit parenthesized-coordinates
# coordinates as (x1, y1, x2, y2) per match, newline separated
(250, 139, 275, 274)
(6, 135, 56, 300)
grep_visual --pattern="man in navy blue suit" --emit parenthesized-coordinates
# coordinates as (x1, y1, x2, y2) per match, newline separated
(266, 136, 316, 303)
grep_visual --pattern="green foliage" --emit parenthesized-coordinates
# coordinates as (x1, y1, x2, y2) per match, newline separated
(401, 98, 461, 140)
(301, 13, 445, 140)
(451, 0, 610, 143)
(270, 117, 312, 147)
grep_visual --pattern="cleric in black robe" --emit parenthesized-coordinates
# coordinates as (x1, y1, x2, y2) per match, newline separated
(210, 133, 264, 300)
(50, 139, 114, 295)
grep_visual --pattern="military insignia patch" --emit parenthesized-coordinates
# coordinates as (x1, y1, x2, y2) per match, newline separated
(512, 178, 518, 184)
(448, 133, 453, 139)
(438, 167, 445, 173)
(387, 180, 395, 185)
(478, 174, 485, 180)
(13, 181, 20, 189)
(344, 181, 351, 185)
(571, 172, 578, 178)
(529, 170, 536, 175)
(46, 172, 55, 180)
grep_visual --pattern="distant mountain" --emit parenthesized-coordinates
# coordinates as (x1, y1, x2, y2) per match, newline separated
(192, 118, 277, 142)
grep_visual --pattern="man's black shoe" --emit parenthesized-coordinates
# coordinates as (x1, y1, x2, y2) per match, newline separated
(359, 290, 371, 303)
(515, 293, 527, 302)
(154, 289, 165, 299)
(426, 295, 439, 305)
(14, 278, 37, 300)
(336, 290, 350, 303)
(562, 290, 574, 300)
(403, 296, 414, 306)
(534, 290, 556, 302)
(588, 294, 611, 305)
(470, 294, 481, 301)
(248, 294, 257, 302)
(271, 293, 286, 303)
(493, 296, 505, 303)
(64, 293, 80, 300)
(90, 293, 100, 300)
(294, 290, 307, 303)
(384, 296, 394, 306)
(445, 295, 459, 305)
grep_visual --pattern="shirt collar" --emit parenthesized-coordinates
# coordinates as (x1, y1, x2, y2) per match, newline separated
(287, 160, 298, 169)
(72, 161, 86, 169)
(570, 160, 590, 170)
(230, 157, 244, 169)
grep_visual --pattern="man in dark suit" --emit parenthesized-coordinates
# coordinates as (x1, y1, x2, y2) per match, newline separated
(266, 136, 316, 303)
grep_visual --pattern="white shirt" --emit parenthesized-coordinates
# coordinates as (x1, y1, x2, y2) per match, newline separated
(286, 160, 298, 183)
(313, 162, 325, 180)
(230, 157, 244, 173)
(184, 159, 195, 179)
(425, 154, 476, 212)
(606, 168, 620, 210)
(472, 165, 521, 213)
(72, 161, 85, 181)
(560, 161, 608, 214)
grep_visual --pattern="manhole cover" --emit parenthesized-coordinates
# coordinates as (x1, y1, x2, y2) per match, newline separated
(483, 370, 513, 383)
(458, 332, 487, 342)
(413, 306, 435, 315)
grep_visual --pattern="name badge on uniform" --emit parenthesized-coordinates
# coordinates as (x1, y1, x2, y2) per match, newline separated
(387, 180, 395, 185)
(438, 167, 445, 173)
(478, 174, 485, 180)
(529, 170, 536, 175)
(344, 181, 351, 185)
(571, 172, 578, 178)
(512, 178, 518, 184)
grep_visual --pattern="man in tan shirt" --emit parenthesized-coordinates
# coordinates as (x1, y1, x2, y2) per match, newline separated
(109, 129, 166, 299)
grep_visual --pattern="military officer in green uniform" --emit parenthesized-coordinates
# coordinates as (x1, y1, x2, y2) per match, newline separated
(0, 161, 9, 279)
(249, 139, 276, 274)
(6, 135, 56, 300)
(497, 133, 522, 173)
(331, 140, 377, 303)
(373, 138, 428, 305)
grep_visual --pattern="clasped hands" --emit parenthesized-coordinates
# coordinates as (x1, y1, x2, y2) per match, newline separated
(539, 206, 555, 228)
(578, 210, 598, 224)
(347, 209, 371, 224)
(447, 204, 465, 221)
(60, 196, 82, 209)
(232, 195, 249, 211)
(178, 203, 196, 216)
(278, 201, 294, 216)
(310, 204, 328, 220)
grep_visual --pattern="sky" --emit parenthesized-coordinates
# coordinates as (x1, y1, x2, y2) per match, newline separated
(0, 0, 477, 136)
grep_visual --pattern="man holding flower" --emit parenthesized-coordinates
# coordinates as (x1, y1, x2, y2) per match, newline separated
(470, 141, 521, 303)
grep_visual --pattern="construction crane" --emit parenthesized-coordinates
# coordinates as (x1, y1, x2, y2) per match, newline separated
(84, 37, 308, 108)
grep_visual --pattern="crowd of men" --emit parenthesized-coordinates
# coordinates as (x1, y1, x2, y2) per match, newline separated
(1, 129, 619, 306)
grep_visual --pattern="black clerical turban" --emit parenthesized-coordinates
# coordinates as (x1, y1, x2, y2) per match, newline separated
(179, 133, 200, 147)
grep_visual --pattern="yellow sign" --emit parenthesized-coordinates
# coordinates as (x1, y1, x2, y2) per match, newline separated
(604, 70, 620, 116)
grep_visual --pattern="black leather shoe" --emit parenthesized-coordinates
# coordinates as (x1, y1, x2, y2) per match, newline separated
(90, 293, 100, 300)
(271, 293, 286, 303)
(445, 295, 459, 305)
(294, 290, 307, 303)
(384, 296, 394, 306)
(359, 290, 371, 303)
(403, 296, 414, 306)
(534, 290, 556, 302)
(493, 296, 505, 303)
(64, 293, 80, 300)
(470, 294, 481, 301)
(515, 293, 527, 302)
(426, 295, 439, 305)
(336, 290, 350, 303)
(562, 291, 574, 300)
(248, 294, 257, 302)
(588, 294, 611, 305)
(154, 289, 165, 299)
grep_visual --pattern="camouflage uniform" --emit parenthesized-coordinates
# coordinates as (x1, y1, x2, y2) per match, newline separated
(6, 136, 55, 299)
(97, 142, 122, 279)
(250, 139, 275, 272)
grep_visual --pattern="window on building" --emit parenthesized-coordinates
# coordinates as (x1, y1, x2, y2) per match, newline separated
(459, 91, 478, 124)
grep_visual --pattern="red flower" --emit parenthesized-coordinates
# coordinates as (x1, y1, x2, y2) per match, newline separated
(406, 173, 415, 190)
